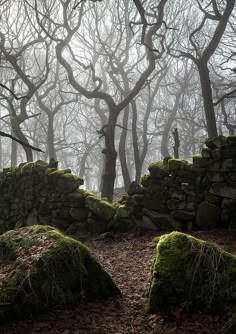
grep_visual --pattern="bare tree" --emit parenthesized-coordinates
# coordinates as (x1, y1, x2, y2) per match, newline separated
(31, 0, 170, 200)
(169, 0, 236, 138)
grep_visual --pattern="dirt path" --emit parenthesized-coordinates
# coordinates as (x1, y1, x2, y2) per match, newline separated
(2, 230, 236, 334)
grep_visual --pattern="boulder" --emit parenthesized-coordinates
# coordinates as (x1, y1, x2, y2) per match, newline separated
(0, 225, 120, 323)
(196, 201, 221, 229)
(146, 232, 236, 314)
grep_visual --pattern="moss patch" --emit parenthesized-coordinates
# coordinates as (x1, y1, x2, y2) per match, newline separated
(148, 161, 169, 178)
(146, 232, 236, 314)
(0, 225, 120, 323)
(86, 196, 116, 221)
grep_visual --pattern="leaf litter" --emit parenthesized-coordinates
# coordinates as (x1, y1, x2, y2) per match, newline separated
(1, 229, 235, 334)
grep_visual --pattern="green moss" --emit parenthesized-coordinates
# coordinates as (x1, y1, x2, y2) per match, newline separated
(168, 159, 189, 171)
(0, 225, 120, 323)
(148, 161, 169, 178)
(146, 232, 236, 314)
(47, 169, 72, 176)
(86, 196, 116, 221)
(149, 161, 163, 169)
(113, 194, 129, 208)
(140, 174, 151, 188)
(163, 156, 172, 166)
(20, 162, 34, 175)
(205, 135, 227, 149)
(192, 154, 202, 160)
(32, 160, 49, 172)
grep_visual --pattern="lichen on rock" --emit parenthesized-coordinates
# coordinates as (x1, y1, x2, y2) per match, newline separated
(146, 232, 236, 314)
(0, 225, 120, 323)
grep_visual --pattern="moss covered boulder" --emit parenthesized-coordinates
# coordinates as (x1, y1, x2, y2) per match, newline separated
(146, 232, 236, 314)
(0, 225, 120, 322)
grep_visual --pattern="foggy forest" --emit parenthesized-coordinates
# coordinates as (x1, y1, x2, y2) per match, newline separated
(0, 0, 235, 199)
(1, 1, 236, 334)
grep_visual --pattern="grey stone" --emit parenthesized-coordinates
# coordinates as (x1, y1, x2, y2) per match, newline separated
(210, 183, 236, 200)
(171, 210, 195, 221)
(70, 208, 89, 220)
(86, 196, 116, 221)
(196, 201, 221, 229)
(127, 181, 144, 196)
(140, 216, 158, 231)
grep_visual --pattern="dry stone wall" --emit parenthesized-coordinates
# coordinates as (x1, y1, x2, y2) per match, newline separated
(115, 135, 236, 231)
(0, 160, 85, 233)
(0, 159, 119, 235)
(1, 135, 236, 234)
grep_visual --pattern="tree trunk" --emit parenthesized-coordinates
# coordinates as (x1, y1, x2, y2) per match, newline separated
(197, 61, 218, 138)
(221, 100, 235, 135)
(131, 101, 142, 182)
(101, 112, 118, 201)
(11, 138, 17, 166)
(0, 135, 2, 169)
(11, 118, 33, 162)
(172, 128, 180, 159)
(119, 105, 131, 191)
(161, 113, 176, 157)
(48, 115, 57, 160)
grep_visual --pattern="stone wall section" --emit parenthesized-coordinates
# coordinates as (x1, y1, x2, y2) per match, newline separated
(1, 135, 236, 234)
(117, 135, 236, 231)
(0, 160, 117, 234)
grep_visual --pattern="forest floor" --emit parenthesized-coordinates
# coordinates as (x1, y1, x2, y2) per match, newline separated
(1, 229, 236, 334)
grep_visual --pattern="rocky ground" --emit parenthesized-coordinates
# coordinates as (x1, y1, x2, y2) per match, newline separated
(1, 229, 236, 334)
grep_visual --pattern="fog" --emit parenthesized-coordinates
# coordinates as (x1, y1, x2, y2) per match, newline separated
(0, 0, 235, 199)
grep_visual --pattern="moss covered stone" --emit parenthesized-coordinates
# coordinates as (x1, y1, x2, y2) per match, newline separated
(148, 161, 169, 178)
(127, 181, 144, 195)
(192, 154, 207, 168)
(140, 174, 151, 188)
(168, 159, 189, 171)
(86, 196, 116, 222)
(146, 232, 236, 314)
(0, 225, 120, 322)
(205, 135, 227, 149)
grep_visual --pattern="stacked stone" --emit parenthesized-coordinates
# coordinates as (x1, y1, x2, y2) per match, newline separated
(139, 158, 205, 231)
(0, 159, 120, 235)
(110, 182, 145, 232)
(112, 158, 205, 232)
(129, 134, 236, 231)
(1, 135, 236, 234)
(197, 135, 236, 229)
(0, 160, 85, 233)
